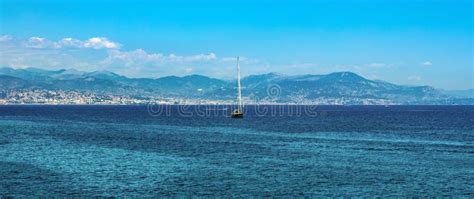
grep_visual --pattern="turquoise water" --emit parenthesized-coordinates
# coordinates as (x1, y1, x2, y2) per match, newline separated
(0, 105, 473, 197)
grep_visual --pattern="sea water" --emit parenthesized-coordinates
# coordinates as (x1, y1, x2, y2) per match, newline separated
(0, 105, 473, 197)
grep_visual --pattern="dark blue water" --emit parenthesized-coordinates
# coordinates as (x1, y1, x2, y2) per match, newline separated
(0, 105, 473, 197)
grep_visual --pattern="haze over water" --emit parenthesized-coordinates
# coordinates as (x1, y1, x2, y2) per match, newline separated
(0, 105, 473, 197)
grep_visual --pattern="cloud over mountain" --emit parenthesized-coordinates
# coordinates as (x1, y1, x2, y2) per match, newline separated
(22, 36, 121, 49)
(0, 35, 244, 78)
(104, 49, 218, 64)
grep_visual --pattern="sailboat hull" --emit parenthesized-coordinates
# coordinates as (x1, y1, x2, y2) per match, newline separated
(231, 112, 244, 118)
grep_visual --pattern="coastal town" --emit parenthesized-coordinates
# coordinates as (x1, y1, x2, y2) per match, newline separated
(0, 89, 396, 105)
(0, 89, 232, 105)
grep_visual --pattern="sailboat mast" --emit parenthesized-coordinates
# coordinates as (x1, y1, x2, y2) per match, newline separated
(237, 56, 242, 111)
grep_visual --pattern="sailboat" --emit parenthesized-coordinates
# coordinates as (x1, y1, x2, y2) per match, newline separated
(231, 57, 244, 118)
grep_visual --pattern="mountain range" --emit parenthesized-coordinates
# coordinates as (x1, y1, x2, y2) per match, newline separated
(0, 67, 472, 104)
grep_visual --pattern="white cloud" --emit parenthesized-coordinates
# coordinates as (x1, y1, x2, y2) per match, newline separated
(421, 61, 432, 66)
(165, 52, 217, 62)
(103, 49, 217, 64)
(408, 75, 422, 81)
(56, 38, 84, 48)
(29, 37, 45, 42)
(221, 56, 248, 62)
(83, 37, 120, 49)
(25, 37, 53, 48)
(186, 53, 217, 61)
(19, 36, 120, 49)
(366, 63, 387, 68)
(185, 68, 194, 73)
(1, 35, 264, 78)
(0, 35, 12, 42)
(99, 49, 266, 78)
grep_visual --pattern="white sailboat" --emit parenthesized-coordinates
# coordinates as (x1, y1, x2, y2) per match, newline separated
(231, 56, 244, 118)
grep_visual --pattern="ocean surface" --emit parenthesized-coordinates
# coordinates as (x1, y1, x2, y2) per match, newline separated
(0, 105, 473, 197)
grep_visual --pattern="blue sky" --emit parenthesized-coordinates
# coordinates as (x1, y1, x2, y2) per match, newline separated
(0, 0, 472, 89)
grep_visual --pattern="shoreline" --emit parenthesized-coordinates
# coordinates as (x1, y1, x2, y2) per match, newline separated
(0, 104, 472, 106)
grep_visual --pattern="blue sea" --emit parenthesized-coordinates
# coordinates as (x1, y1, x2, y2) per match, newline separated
(0, 105, 473, 197)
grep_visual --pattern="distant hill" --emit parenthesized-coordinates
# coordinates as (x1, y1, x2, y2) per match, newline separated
(0, 75, 34, 90)
(0, 67, 472, 104)
(0, 67, 233, 99)
(440, 89, 474, 99)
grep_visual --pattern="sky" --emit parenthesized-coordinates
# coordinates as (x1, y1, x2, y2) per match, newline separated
(0, 0, 472, 90)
